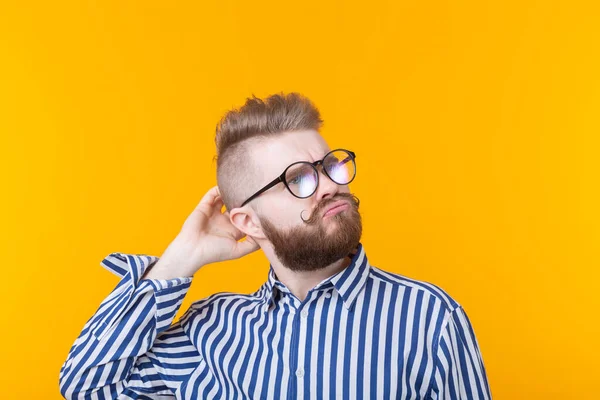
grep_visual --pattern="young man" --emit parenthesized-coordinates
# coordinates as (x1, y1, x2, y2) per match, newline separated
(59, 92, 492, 399)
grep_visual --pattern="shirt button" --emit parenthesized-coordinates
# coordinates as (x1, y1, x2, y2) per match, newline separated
(325, 292, 332, 299)
(301, 310, 309, 318)
(296, 368, 304, 378)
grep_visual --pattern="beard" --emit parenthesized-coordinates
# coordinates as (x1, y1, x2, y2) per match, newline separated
(258, 192, 362, 272)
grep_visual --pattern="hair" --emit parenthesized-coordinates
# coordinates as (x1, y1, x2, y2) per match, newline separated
(215, 92, 324, 211)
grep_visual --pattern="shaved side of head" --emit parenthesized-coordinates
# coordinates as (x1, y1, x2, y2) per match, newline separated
(214, 92, 323, 211)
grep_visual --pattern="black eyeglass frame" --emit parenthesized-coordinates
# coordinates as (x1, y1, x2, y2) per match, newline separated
(239, 148, 357, 208)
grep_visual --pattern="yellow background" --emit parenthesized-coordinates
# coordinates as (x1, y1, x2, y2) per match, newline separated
(1, 1, 599, 399)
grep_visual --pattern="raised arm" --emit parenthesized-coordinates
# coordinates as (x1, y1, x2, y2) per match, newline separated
(59, 185, 260, 398)
(58, 253, 192, 398)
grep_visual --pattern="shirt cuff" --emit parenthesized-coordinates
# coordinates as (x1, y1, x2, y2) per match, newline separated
(91, 252, 192, 340)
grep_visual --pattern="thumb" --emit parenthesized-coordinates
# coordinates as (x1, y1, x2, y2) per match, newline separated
(232, 236, 260, 258)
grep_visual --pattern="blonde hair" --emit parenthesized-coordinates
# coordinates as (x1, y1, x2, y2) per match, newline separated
(215, 92, 324, 210)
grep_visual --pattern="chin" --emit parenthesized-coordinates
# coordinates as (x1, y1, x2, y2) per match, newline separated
(322, 212, 348, 228)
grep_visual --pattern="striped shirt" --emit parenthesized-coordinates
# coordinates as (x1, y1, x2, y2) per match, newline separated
(59, 242, 492, 399)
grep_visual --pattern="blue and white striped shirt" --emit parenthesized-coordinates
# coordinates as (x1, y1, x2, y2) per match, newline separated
(59, 243, 491, 399)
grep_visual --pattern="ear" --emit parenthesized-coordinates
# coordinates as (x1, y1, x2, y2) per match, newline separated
(229, 205, 267, 240)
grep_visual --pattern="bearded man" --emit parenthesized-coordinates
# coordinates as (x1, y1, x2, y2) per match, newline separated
(59, 92, 491, 399)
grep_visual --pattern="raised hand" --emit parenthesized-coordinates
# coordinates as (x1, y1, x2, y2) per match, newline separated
(143, 186, 260, 280)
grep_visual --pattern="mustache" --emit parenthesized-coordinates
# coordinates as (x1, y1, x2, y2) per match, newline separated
(300, 193, 360, 224)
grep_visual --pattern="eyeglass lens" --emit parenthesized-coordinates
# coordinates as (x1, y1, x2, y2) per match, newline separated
(284, 150, 355, 198)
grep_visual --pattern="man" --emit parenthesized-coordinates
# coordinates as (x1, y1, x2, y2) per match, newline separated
(59, 92, 492, 399)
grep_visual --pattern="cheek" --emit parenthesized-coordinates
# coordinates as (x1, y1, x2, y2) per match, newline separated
(261, 198, 310, 227)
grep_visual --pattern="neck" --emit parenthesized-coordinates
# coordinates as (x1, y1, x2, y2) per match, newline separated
(266, 248, 354, 302)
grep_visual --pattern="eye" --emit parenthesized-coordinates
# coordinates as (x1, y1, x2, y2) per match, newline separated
(288, 175, 301, 185)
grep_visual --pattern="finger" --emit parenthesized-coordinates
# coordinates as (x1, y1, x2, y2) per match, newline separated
(197, 186, 220, 209)
(217, 221, 245, 241)
(231, 227, 246, 241)
(212, 195, 225, 213)
(232, 236, 260, 258)
(185, 186, 220, 229)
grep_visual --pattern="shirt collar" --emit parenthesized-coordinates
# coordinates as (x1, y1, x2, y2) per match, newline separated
(261, 242, 370, 312)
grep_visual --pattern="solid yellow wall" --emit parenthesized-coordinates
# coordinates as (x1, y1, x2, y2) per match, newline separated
(1, 1, 598, 399)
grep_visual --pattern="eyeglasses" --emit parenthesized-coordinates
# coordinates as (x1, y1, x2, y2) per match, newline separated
(240, 148, 357, 207)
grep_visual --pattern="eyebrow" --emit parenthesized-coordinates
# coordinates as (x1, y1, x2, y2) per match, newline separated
(312, 150, 331, 163)
(286, 150, 330, 166)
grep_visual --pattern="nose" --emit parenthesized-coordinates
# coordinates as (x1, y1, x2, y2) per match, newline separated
(313, 164, 339, 203)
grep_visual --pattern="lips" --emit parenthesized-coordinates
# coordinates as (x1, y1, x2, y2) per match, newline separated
(322, 200, 350, 218)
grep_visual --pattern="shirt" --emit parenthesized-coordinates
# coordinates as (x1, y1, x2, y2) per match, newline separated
(59, 242, 492, 399)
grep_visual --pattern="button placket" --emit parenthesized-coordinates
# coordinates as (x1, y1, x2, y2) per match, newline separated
(287, 302, 309, 397)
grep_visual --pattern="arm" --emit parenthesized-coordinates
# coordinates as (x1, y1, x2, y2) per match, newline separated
(58, 252, 193, 399)
(430, 306, 492, 399)
(59, 185, 260, 398)
(116, 318, 204, 398)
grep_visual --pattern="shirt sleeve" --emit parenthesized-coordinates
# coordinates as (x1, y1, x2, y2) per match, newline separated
(58, 252, 193, 399)
(117, 318, 204, 399)
(430, 306, 492, 400)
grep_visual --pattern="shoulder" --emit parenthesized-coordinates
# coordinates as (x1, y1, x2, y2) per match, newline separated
(369, 265, 461, 314)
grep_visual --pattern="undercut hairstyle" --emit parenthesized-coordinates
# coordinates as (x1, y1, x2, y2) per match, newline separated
(215, 92, 324, 211)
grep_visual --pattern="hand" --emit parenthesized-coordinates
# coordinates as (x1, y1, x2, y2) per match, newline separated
(143, 186, 260, 280)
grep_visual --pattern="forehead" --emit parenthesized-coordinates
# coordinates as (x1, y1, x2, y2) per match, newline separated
(249, 130, 330, 179)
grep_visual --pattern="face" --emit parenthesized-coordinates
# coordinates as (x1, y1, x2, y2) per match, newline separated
(233, 129, 362, 272)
